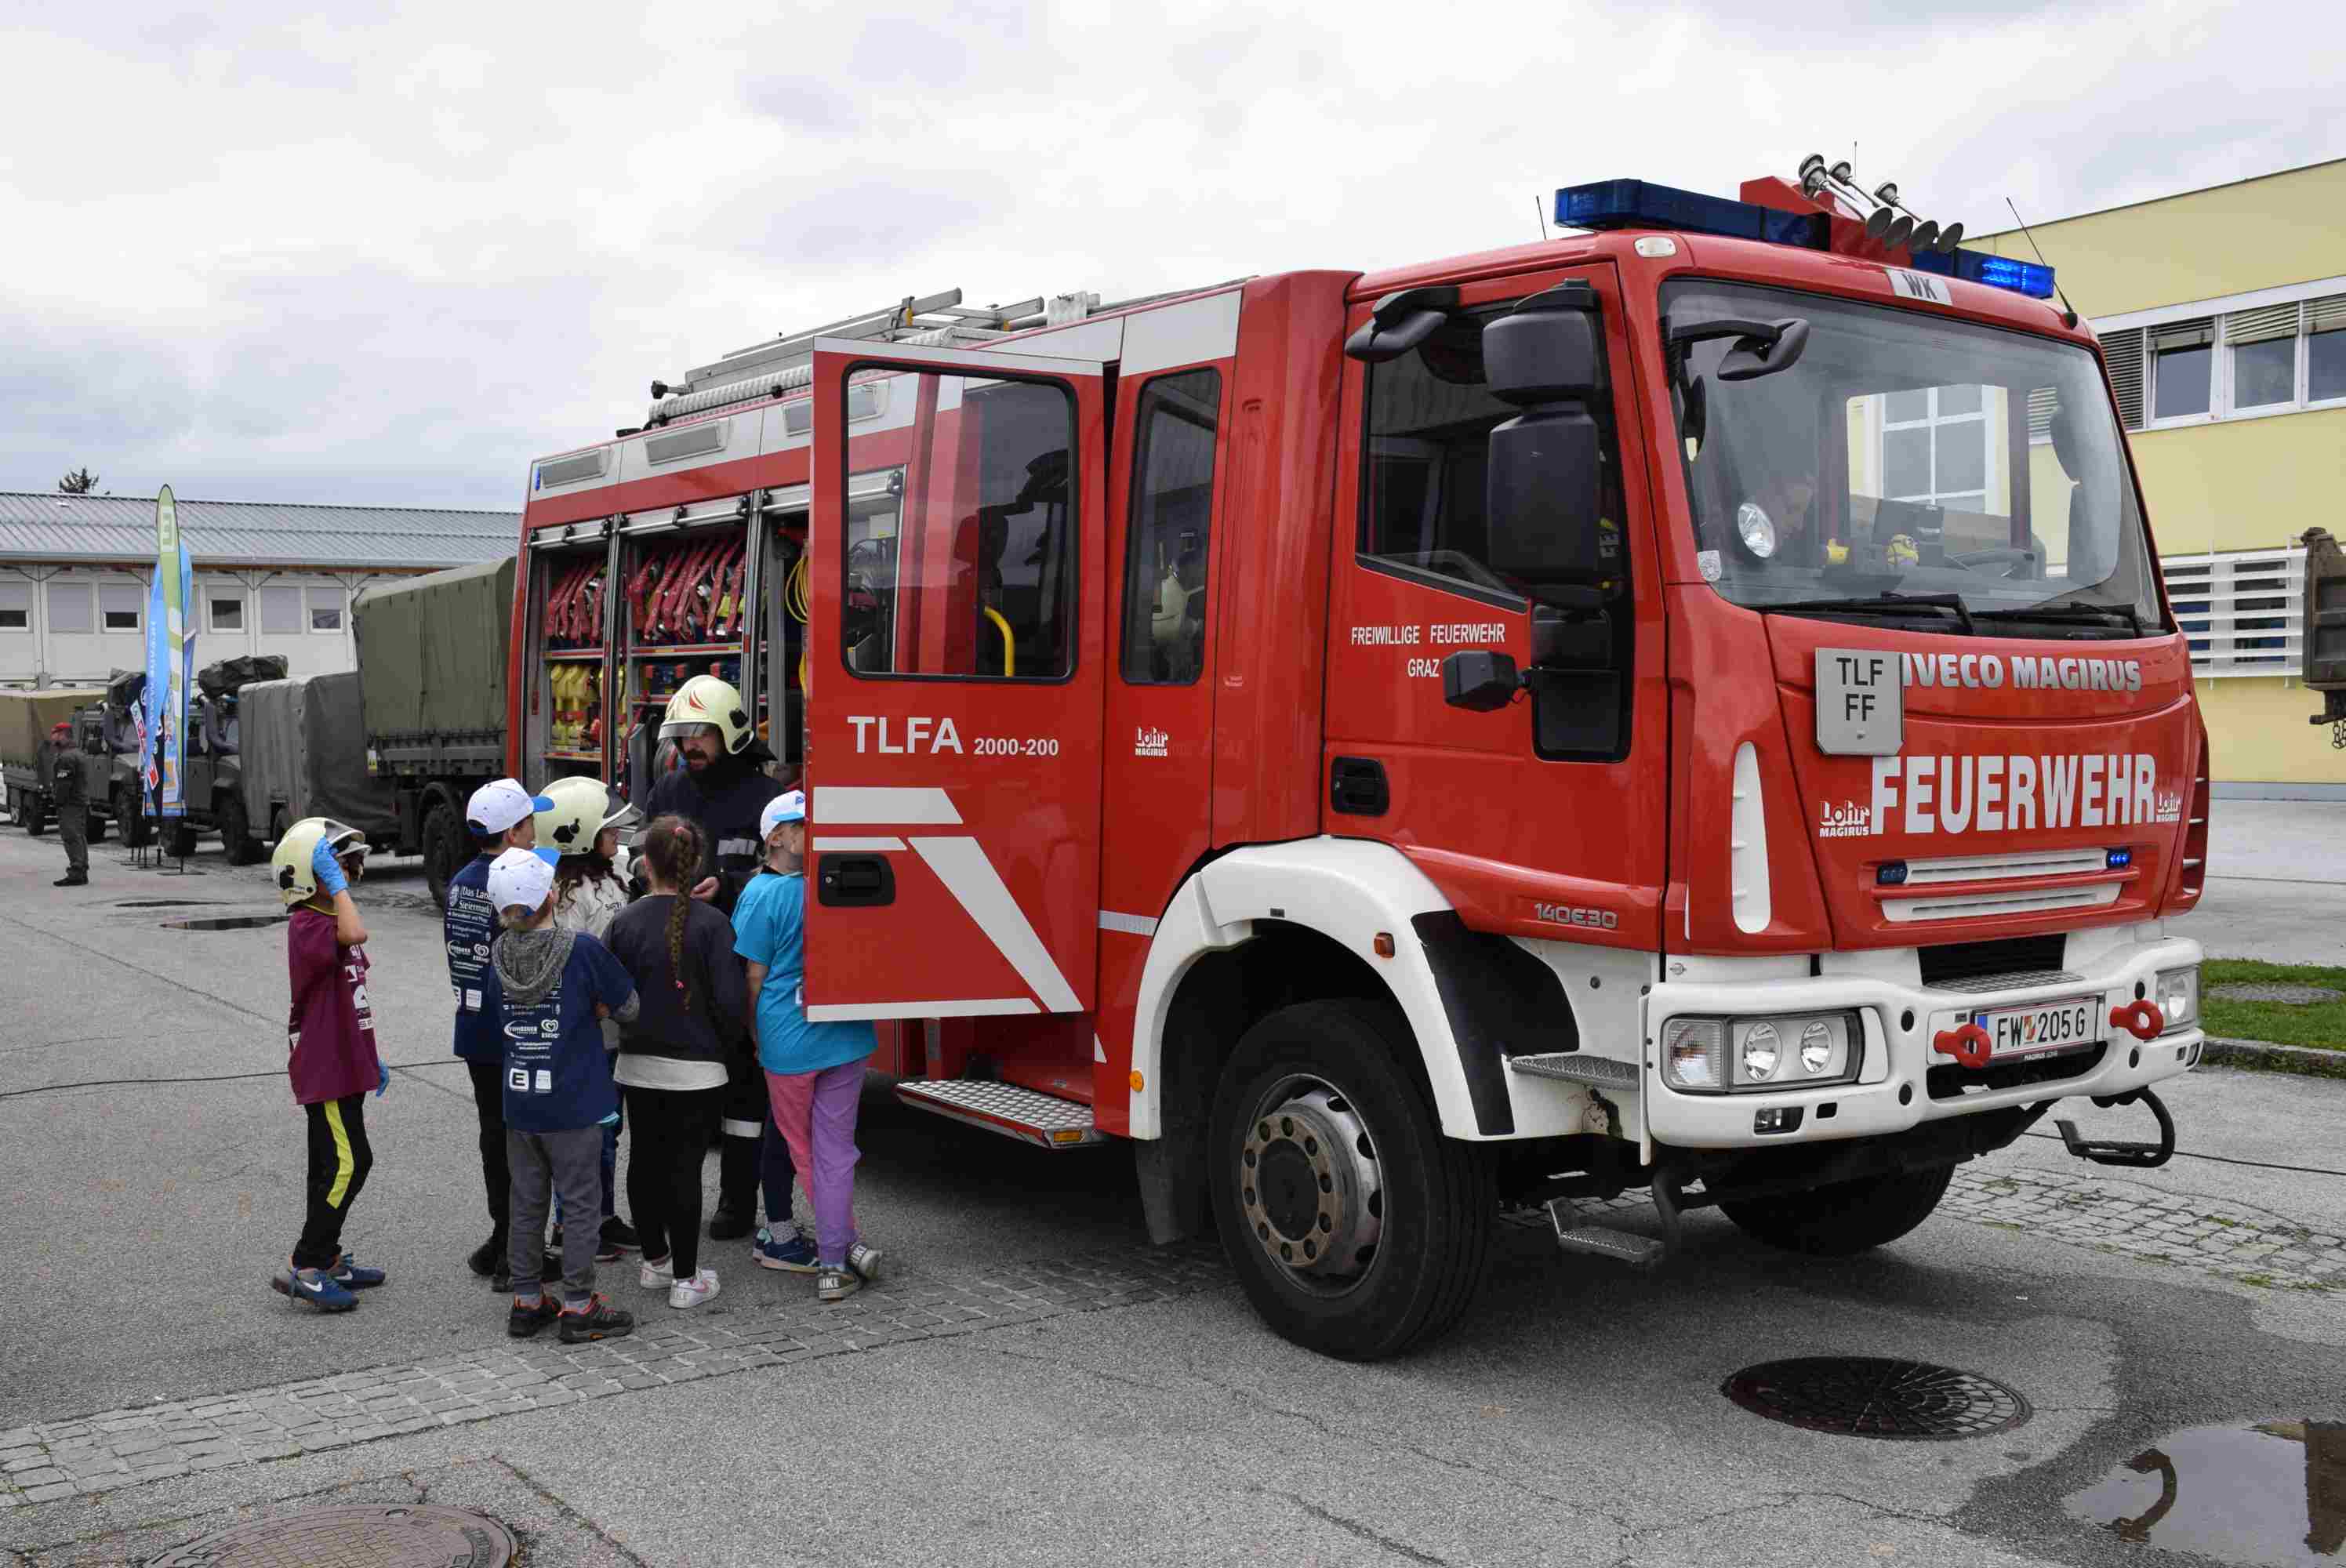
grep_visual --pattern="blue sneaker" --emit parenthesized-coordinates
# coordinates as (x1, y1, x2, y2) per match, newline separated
(272, 1265, 358, 1312)
(754, 1225, 819, 1273)
(329, 1253, 387, 1289)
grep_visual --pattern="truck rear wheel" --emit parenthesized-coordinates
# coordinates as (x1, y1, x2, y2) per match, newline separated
(219, 796, 261, 865)
(19, 791, 43, 836)
(114, 783, 151, 848)
(1720, 1163, 1957, 1257)
(166, 820, 200, 859)
(1208, 999, 1494, 1361)
(422, 797, 464, 909)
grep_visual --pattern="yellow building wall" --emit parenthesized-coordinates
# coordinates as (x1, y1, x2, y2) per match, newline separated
(2126, 406, 2346, 554)
(2200, 678, 2345, 788)
(1974, 159, 2346, 318)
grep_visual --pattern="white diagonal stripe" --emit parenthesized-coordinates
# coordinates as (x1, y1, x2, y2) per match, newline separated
(1097, 909, 1158, 936)
(808, 997, 1039, 1020)
(816, 787, 962, 826)
(813, 836, 906, 851)
(910, 836, 1083, 1013)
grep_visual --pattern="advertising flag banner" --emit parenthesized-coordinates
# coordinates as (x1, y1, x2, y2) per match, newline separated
(144, 486, 194, 819)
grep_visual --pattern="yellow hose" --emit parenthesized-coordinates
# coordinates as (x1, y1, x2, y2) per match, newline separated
(981, 606, 1015, 677)
(786, 555, 810, 623)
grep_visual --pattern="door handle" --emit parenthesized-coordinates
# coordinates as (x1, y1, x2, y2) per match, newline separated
(818, 854, 895, 907)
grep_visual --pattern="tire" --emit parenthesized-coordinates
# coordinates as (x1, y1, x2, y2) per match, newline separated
(167, 820, 200, 859)
(220, 795, 261, 865)
(1720, 1163, 1957, 1258)
(87, 812, 105, 844)
(21, 793, 44, 836)
(421, 797, 464, 909)
(1208, 998, 1494, 1361)
(115, 783, 152, 848)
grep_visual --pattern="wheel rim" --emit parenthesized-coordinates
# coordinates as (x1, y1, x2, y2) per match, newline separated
(1238, 1075, 1384, 1297)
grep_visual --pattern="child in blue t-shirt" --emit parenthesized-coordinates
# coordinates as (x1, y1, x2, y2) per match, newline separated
(732, 790, 884, 1303)
(482, 847, 640, 1343)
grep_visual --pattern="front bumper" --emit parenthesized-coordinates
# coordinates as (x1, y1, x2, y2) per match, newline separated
(1640, 924, 2203, 1151)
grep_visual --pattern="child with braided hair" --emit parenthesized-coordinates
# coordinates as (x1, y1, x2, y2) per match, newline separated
(602, 815, 751, 1308)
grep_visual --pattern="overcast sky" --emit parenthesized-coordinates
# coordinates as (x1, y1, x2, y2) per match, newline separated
(3, 1, 2339, 511)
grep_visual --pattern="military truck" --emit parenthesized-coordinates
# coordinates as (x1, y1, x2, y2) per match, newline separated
(353, 556, 514, 905)
(1, 687, 108, 835)
(100, 657, 285, 858)
(237, 670, 401, 866)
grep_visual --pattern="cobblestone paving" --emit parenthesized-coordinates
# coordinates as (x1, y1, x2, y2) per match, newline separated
(0, 1243, 1227, 1509)
(7, 1164, 2339, 1512)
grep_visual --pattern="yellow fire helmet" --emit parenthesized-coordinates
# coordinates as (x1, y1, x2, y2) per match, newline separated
(535, 774, 641, 856)
(271, 816, 365, 906)
(659, 673, 754, 756)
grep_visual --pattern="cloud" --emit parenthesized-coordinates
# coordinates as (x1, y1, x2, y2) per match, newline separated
(1, 0, 2340, 508)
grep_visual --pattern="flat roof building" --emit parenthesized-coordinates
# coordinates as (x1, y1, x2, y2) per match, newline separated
(0, 492, 517, 688)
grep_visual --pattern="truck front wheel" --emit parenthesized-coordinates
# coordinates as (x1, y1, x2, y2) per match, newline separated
(421, 797, 464, 909)
(1719, 1163, 1957, 1257)
(20, 792, 44, 836)
(219, 796, 261, 865)
(114, 784, 151, 848)
(1208, 999, 1494, 1361)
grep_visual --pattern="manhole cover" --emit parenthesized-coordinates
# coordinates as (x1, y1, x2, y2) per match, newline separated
(160, 914, 286, 931)
(149, 1504, 514, 1566)
(2209, 981, 2342, 1004)
(1723, 1357, 2030, 1439)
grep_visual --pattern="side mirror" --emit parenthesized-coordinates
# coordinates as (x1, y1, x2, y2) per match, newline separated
(1482, 284, 1612, 587)
(1344, 285, 1462, 364)
(1442, 649, 1521, 712)
(1717, 318, 1809, 381)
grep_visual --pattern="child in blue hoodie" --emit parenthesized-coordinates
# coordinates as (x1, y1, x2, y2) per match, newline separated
(481, 846, 641, 1344)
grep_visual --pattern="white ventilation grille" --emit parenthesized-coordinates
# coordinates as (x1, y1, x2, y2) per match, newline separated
(2026, 386, 2059, 444)
(644, 419, 729, 466)
(1882, 882, 2122, 924)
(2162, 546, 2303, 677)
(2100, 327, 2145, 430)
(1898, 848, 2111, 885)
(535, 451, 607, 488)
(1730, 741, 1772, 935)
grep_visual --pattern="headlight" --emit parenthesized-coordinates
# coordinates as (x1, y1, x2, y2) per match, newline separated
(1736, 502, 1777, 559)
(1661, 1012, 1863, 1094)
(2155, 965, 2199, 1033)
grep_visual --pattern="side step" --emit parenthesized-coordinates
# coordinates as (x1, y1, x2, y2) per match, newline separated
(895, 1079, 1107, 1149)
(1507, 1052, 1640, 1091)
(2056, 1085, 2175, 1168)
(1543, 1173, 1683, 1271)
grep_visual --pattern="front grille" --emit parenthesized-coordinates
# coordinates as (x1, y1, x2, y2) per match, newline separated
(1919, 935, 2068, 989)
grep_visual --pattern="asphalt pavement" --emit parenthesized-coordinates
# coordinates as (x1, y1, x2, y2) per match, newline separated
(2, 821, 2341, 1568)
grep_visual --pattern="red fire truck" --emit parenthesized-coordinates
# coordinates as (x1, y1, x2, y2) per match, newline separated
(507, 162, 2209, 1359)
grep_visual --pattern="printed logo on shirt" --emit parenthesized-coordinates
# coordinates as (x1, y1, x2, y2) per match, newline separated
(508, 1065, 529, 1092)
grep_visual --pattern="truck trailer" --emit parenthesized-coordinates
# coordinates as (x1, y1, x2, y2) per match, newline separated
(503, 162, 2210, 1359)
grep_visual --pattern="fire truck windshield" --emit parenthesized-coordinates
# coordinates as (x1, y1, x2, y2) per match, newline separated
(1663, 279, 2164, 637)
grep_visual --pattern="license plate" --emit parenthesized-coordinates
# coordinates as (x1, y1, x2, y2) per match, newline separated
(1972, 996, 2100, 1060)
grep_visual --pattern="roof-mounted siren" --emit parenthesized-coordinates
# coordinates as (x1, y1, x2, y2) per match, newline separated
(1797, 155, 1959, 253)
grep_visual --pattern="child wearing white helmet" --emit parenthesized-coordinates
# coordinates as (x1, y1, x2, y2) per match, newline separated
(270, 818, 386, 1312)
(482, 844, 642, 1344)
(732, 789, 885, 1302)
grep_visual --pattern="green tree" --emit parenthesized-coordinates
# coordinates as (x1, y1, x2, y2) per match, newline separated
(57, 466, 100, 494)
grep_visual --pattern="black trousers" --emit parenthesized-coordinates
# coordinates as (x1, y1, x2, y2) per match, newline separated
(293, 1094, 373, 1271)
(628, 1084, 722, 1276)
(57, 800, 87, 875)
(465, 1058, 512, 1245)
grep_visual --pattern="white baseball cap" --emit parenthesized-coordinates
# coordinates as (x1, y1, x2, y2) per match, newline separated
(487, 846, 561, 913)
(467, 777, 555, 836)
(759, 789, 806, 839)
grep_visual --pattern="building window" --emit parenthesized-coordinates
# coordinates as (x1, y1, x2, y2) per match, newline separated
(209, 592, 245, 633)
(2149, 320, 2213, 422)
(0, 583, 29, 630)
(99, 583, 143, 633)
(307, 587, 345, 633)
(260, 586, 304, 634)
(1880, 385, 1990, 513)
(46, 581, 93, 634)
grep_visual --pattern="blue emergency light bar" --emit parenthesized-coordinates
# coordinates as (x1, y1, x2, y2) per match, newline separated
(1556, 177, 2058, 300)
(1902, 246, 2058, 299)
(1558, 180, 1828, 249)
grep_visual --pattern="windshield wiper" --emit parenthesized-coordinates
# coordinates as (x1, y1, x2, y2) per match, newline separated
(1973, 603, 2143, 636)
(1759, 592, 1975, 635)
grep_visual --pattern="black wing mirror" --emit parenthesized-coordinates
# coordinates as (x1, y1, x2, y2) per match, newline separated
(1669, 316, 1810, 382)
(1344, 285, 1462, 363)
(1442, 649, 1522, 712)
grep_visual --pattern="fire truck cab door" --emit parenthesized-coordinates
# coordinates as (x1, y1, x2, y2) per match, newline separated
(804, 339, 1109, 1021)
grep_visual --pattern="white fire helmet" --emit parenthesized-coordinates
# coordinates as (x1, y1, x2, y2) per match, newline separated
(272, 817, 365, 907)
(659, 674, 753, 756)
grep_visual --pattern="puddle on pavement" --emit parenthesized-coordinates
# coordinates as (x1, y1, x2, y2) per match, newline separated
(158, 914, 286, 931)
(2066, 1420, 2345, 1565)
(114, 899, 220, 909)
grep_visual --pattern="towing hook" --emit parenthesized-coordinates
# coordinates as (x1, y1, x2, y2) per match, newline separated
(2109, 999, 2165, 1041)
(1934, 1022, 1995, 1069)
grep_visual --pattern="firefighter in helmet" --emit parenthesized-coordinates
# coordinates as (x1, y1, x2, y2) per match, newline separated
(643, 673, 794, 1243)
